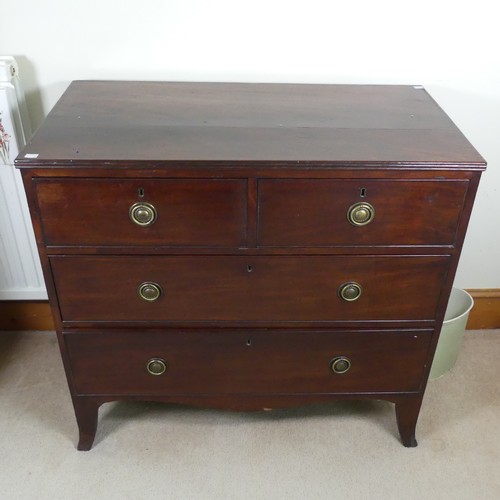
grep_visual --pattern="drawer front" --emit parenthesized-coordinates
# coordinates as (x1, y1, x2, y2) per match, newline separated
(258, 179, 468, 246)
(35, 178, 247, 247)
(65, 330, 432, 396)
(51, 255, 450, 323)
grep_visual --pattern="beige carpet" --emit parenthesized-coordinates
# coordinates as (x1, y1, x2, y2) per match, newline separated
(0, 330, 499, 499)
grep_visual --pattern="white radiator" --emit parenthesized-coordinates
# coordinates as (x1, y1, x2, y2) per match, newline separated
(0, 56, 46, 299)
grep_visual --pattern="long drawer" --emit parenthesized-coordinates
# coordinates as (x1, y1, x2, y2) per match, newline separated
(65, 329, 432, 395)
(51, 255, 450, 323)
(258, 179, 468, 246)
(34, 178, 247, 247)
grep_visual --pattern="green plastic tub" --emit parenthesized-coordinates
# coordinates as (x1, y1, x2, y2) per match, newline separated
(429, 288, 474, 379)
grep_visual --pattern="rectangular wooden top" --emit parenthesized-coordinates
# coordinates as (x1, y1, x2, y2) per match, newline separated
(16, 81, 485, 169)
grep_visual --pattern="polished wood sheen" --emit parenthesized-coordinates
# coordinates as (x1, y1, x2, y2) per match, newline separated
(258, 179, 468, 246)
(16, 82, 485, 166)
(50, 255, 449, 323)
(65, 330, 432, 395)
(35, 178, 247, 247)
(16, 81, 486, 450)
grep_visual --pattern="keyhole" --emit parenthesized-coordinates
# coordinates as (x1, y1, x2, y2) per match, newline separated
(138, 187, 145, 198)
(247, 264, 253, 273)
(360, 188, 367, 197)
(246, 339, 252, 346)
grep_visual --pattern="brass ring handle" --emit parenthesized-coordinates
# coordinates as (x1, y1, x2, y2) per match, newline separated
(138, 282, 162, 302)
(146, 358, 167, 376)
(129, 202, 157, 226)
(330, 356, 351, 374)
(347, 202, 375, 226)
(339, 282, 362, 302)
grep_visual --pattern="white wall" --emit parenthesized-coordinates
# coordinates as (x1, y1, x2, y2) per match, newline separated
(1, 0, 498, 288)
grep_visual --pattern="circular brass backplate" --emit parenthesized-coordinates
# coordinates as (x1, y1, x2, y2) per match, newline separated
(347, 202, 375, 226)
(330, 356, 351, 374)
(146, 358, 167, 376)
(129, 202, 157, 226)
(138, 282, 162, 302)
(339, 282, 362, 302)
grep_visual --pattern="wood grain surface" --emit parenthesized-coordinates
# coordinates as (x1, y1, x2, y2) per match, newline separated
(16, 81, 485, 167)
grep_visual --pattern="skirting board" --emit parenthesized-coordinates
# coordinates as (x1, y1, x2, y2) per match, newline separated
(0, 301, 54, 331)
(0, 290, 499, 331)
(466, 289, 500, 330)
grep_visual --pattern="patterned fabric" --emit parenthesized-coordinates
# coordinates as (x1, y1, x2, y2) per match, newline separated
(0, 111, 11, 164)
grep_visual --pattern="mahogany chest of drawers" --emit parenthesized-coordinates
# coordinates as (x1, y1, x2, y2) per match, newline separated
(16, 81, 485, 450)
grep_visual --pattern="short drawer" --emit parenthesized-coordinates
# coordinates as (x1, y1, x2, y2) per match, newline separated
(258, 179, 468, 246)
(65, 329, 432, 396)
(51, 255, 450, 324)
(34, 178, 247, 247)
